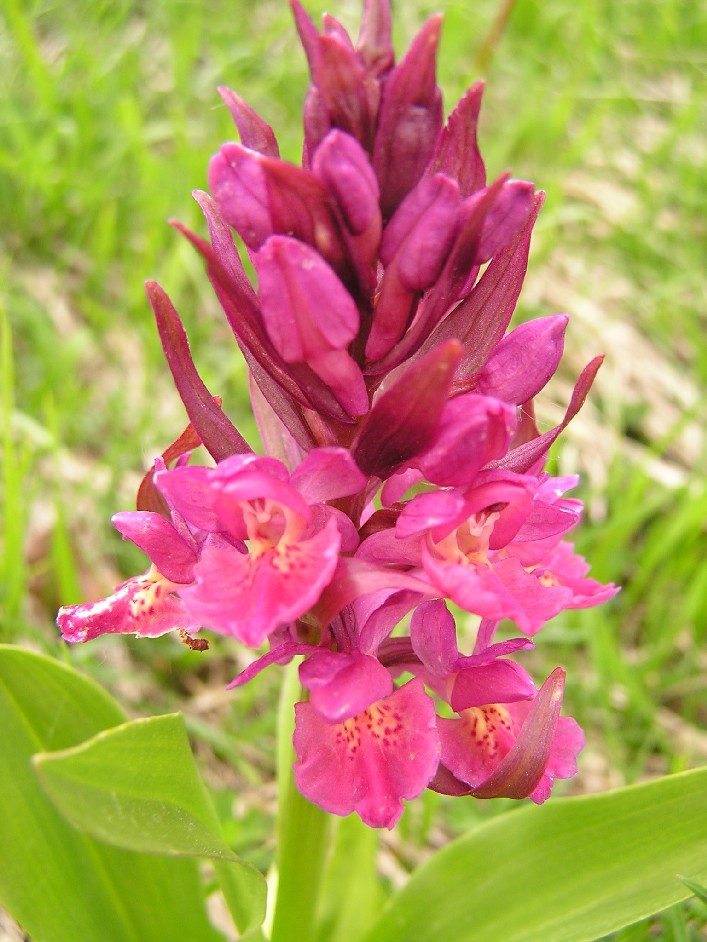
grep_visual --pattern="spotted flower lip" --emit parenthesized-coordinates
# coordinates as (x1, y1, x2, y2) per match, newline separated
(57, 457, 205, 644)
(56, 0, 619, 827)
(433, 668, 585, 804)
(293, 677, 440, 830)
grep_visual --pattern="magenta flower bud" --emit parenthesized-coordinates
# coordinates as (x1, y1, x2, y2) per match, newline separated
(477, 314, 569, 404)
(372, 16, 443, 218)
(313, 130, 380, 239)
(255, 235, 369, 417)
(379, 174, 460, 287)
(312, 129, 382, 281)
(209, 143, 348, 275)
(256, 236, 359, 360)
(207, 143, 271, 248)
(476, 178, 536, 264)
(365, 175, 460, 360)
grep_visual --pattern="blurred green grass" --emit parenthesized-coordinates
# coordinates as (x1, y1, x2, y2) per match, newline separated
(1, 0, 706, 936)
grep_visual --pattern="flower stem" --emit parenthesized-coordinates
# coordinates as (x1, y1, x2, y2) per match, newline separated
(270, 661, 331, 942)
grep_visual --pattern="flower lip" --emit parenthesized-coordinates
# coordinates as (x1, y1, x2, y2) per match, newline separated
(57, 566, 201, 644)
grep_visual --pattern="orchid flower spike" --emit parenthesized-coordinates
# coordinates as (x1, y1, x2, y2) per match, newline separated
(57, 0, 617, 828)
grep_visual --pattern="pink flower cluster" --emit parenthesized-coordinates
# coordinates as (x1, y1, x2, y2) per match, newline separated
(57, 0, 617, 828)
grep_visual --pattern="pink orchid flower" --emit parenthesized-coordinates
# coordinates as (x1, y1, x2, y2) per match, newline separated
(294, 677, 440, 829)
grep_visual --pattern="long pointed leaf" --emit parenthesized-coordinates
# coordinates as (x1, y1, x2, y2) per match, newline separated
(0, 645, 224, 942)
(34, 709, 266, 935)
(362, 766, 707, 942)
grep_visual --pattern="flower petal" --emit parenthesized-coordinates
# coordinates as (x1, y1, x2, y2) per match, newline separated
(450, 660, 536, 712)
(182, 519, 341, 646)
(112, 511, 198, 585)
(300, 650, 393, 722)
(409, 599, 458, 678)
(293, 678, 440, 828)
(57, 569, 200, 643)
(416, 393, 516, 487)
(289, 447, 367, 504)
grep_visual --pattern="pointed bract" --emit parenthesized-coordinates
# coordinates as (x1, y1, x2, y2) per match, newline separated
(356, 0, 394, 77)
(218, 87, 280, 157)
(353, 341, 461, 477)
(146, 281, 250, 461)
(435, 668, 583, 802)
(427, 81, 486, 197)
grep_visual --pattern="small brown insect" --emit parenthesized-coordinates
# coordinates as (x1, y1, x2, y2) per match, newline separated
(178, 629, 210, 652)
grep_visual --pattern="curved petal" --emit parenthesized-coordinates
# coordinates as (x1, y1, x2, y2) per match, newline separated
(112, 511, 198, 585)
(421, 543, 524, 624)
(182, 519, 341, 646)
(57, 569, 200, 643)
(300, 651, 393, 722)
(410, 599, 458, 678)
(450, 660, 536, 712)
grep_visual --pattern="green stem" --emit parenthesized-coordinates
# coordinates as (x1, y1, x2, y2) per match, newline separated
(270, 662, 331, 942)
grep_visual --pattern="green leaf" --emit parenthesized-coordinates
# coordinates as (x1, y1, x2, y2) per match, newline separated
(34, 713, 241, 859)
(0, 645, 267, 940)
(362, 767, 707, 942)
(34, 711, 266, 933)
(0, 644, 223, 942)
(678, 876, 707, 906)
